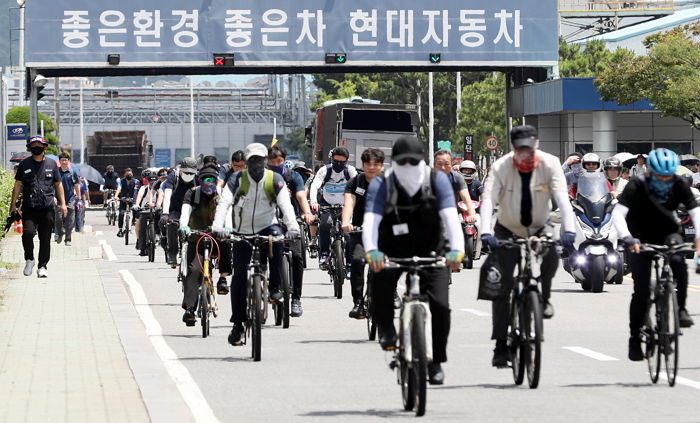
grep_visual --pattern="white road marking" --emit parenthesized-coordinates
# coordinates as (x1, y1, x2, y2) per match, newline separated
(119, 269, 220, 423)
(659, 374, 700, 390)
(460, 308, 491, 317)
(563, 346, 619, 361)
(98, 240, 118, 261)
(95, 230, 103, 236)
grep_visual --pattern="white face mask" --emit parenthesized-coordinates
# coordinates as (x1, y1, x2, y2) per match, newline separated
(181, 172, 195, 183)
(391, 160, 426, 197)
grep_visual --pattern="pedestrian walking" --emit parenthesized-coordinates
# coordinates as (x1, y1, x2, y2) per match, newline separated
(55, 152, 81, 246)
(9, 136, 68, 278)
(74, 175, 89, 232)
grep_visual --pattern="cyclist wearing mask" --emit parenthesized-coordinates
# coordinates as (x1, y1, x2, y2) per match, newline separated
(363, 136, 465, 385)
(268, 146, 315, 317)
(479, 125, 576, 368)
(342, 148, 385, 319)
(603, 157, 628, 195)
(218, 150, 246, 189)
(434, 150, 477, 223)
(212, 143, 300, 346)
(459, 160, 483, 202)
(177, 165, 233, 326)
(158, 158, 198, 267)
(612, 149, 699, 361)
(133, 169, 158, 256)
(116, 168, 139, 237)
(310, 147, 358, 269)
(101, 165, 120, 206)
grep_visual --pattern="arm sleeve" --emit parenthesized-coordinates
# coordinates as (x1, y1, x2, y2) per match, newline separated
(612, 204, 632, 239)
(440, 208, 464, 253)
(162, 188, 173, 213)
(213, 183, 234, 230)
(310, 166, 326, 204)
(554, 191, 576, 233)
(362, 177, 386, 252)
(349, 166, 358, 179)
(277, 184, 300, 232)
(688, 207, 700, 241)
(116, 178, 122, 188)
(480, 168, 502, 235)
(179, 204, 192, 228)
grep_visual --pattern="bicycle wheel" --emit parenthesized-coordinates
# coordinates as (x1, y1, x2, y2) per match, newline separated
(365, 274, 377, 341)
(299, 227, 308, 269)
(332, 240, 344, 299)
(111, 205, 117, 226)
(509, 295, 525, 385)
(124, 215, 130, 245)
(399, 326, 415, 412)
(148, 224, 156, 262)
(524, 290, 543, 389)
(200, 282, 210, 338)
(464, 236, 474, 269)
(251, 275, 263, 362)
(664, 287, 680, 386)
(643, 300, 661, 384)
(411, 306, 428, 416)
(282, 254, 291, 329)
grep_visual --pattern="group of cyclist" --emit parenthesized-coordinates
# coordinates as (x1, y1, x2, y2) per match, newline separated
(101, 123, 698, 384)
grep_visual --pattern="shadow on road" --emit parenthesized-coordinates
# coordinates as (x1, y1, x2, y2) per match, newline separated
(551, 288, 608, 294)
(562, 382, 651, 388)
(178, 356, 251, 363)
(298, 339, 370, 344)
(431, 383, 520, 390)
(300, 409, 404, 418)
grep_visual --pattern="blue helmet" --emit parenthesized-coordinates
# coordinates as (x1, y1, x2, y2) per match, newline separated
(647, 148, 679, 176)
(283, 160, 294, 169)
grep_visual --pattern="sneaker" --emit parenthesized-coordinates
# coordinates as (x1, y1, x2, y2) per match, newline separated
(393, 291, 402, 309)
(291, 299, 303, 317)
(319, 255, 329, 271)
(492, 340, 510, 368)
(269, 291, 283, 304)
(64, 240, 71, 247)
(228, 324, 245, 346)
(182, 309, 196, 327)
(679, 308, 695, 328)
(348, 301, 366, 319)
(37, 267, 48, 278)
(379, 325, 397, 351)
(117, 230, 123, 238)
(217, 277, 229, 295)
(23, 260, 35, 276)
(543, 302, 554, 319)
(628, 336, 644, 361)
(428, 362, 445, 385)
(55, 235, 63, 244)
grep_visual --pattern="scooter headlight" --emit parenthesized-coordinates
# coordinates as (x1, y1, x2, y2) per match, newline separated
(575, 255, 586, 265)
(607, 254, 618, 264)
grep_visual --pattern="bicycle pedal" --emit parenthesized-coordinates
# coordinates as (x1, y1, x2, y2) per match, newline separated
(389, 360, 398, 370)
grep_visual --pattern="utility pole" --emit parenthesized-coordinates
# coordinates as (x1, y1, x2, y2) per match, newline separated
(1, 71, 6, 168)
(54, 78, 60, 144)
(18, 0, 25, 104)
(29, 69, 37, 135)
(456, 72, 462, 126)
(428, 72, 435, 167)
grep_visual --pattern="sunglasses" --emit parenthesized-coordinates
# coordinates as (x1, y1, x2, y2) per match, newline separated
(395, 157, 421, 166)
(201, 176, 217, 183)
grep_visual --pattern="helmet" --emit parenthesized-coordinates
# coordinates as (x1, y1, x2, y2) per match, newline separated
(180, 157, 197, 170)
(603, 157, 623, 181)
(141, 168, 153, 179)
(647, 148, 679, 176)
(582, 153, 601, 172)
(459, 160, 477, 181)
(26, 135, 48, 146)
(283, 160, 294, 169)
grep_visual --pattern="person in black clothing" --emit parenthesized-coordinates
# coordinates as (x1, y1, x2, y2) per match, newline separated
(116, 168, 139, 237)
(612, 148, 699, 361)
(342, 148, 384, 318)
(102, 164, 119, 205)
(54, 152, 80, 246)
(159, 158, 199, 268)
(10, 136, 68, 278)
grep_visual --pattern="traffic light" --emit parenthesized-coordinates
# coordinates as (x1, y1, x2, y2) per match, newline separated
(325, 53, 347, 64)
(36, 86, 45, 101)
(213, 53, 235, 67)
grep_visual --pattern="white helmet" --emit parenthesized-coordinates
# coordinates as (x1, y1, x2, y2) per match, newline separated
(459, 160, 477, 181)
(582, 153, 601, 172)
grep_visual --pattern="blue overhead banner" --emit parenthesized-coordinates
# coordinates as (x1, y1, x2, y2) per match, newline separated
(6, 124, 29, 141)
(154, 148, 172, 168)
(25, 0, 558, 68)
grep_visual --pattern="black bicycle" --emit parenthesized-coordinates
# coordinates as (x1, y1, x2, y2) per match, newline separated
(499, 235, 558, 389)
(364, 270, 377, 341)
(120, 198, 133, 245)
(191, 230, 220, 338)
(277, 238, 296, 329)
(140, 208, 158, 262)
(640, 242, 694, 386)
(105, 190, 118, 226)
(228, 233, 285, 362)
(386, 256, 446, 417)
(320, 205, 345, 299)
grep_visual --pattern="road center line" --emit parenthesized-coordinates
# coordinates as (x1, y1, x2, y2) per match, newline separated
(460, 308, 491, 317)
(563, 346, 619, 361)
(118, 269, 220, 423)
(659, 374, 700, 390)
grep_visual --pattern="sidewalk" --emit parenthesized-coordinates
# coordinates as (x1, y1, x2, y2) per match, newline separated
(0, 231, 150, 422)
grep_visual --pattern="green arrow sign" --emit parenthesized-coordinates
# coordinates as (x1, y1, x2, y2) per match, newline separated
(429, 53, 441, 63)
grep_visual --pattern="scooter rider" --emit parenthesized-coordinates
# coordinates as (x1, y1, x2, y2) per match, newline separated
(159, 157, 198, 268)
(604, 157, 628, 195)
(480, 125, 576, 368)
(363, 136, 465, 385)
(212, 143, 300, 346)
(612, 149, 698, 361)
(459, 160, 483, 202)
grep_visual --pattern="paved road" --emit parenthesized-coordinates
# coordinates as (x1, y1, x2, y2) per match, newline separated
(91, 211, 700, 422)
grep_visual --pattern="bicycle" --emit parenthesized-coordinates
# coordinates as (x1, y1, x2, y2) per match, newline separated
(385, 256, 446, 417)
(320, 205, 345, 299)
(640, 242, 694, 386)
(499, 235, 558, 389)
(227, 233, 285, 362)
(364, 270, 377, 341)
(140, 207, 158, 262)
(277, 238, 295, 329)
(105, 190, 118, 226)
(120, 198, 133, 245)
(297, 217, 308, 269)
(190, 230, 220, 338)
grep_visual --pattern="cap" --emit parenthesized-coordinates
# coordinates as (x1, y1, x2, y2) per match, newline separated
(198, 165, 219, 179)
(245, 143, 268, 160)
(392, 136, 425, 162)
(180, 157, 197, 170)
(510, 125, 538, 149)
(27, 135, 48, 146)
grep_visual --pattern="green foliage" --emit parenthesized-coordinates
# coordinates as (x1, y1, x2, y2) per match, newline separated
(595, 23, 700, 129)
(5, 106, 59, 154)
(280, 127, 312, 164)
(559, 38, 614, 77)
(0, 168, 14, 240)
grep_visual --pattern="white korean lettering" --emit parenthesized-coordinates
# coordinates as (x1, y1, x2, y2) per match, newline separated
(458, 10, 486, 48)
(225, 10, 253, 48)
(261, 9, 289, 47)
(349, 9, 378, 47)
(171, 10, 199, 48)
(296, 10, 325, 47)
(62, 11, 90, 49)
(493, 10, 522, 47)
(98, 10, 126, 48)
(133, 10, 164, 48)
(386, 10, 414, 48)
(421, 10, 451, 47)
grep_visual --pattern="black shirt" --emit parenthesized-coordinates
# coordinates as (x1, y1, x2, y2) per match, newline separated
(15, 157, 60, 210)
(345, 173, 370, 227)
(519, 172, 533, 227)
(170, 179, 195, 217)
(619, 175, 697, 244)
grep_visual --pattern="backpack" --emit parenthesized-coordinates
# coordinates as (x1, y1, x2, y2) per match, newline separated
(232, 169, 277, 205)
(221, 164, 237, 186)
(384, 166, 437, 216)
(322, 163, 351, 184)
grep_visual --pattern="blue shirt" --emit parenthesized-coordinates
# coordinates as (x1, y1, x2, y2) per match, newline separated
(365, 170, 456, 216)
(59, 168, 80, 203)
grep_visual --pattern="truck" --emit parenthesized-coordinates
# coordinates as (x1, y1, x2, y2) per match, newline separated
(307, 100, 420, 168)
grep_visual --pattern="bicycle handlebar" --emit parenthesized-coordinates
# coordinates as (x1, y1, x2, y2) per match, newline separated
(640, 242, 695, 255)
(384, 256, 447, 269)
(498, 235, 559, 249)
(226, 234, 286, 244)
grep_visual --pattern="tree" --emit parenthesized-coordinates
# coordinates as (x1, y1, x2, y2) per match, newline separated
(280, 126, 312, 165)
(595, 23, 700, 129)
(5, 106, 60, 154)
(559, 38, 614, 77)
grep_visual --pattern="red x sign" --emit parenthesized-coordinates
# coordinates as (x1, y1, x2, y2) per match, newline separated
(214, 57, 225, 66)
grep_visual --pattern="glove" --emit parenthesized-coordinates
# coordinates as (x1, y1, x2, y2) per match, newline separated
(561, 231, 576, 251)
(622, 235, 641, 247)
(159, 214, 169, 227)
(364, 250, 385, 264)
(445, 250, 465, 264)
(286, 229, 300, 241)
(178, 226, 192, 237)
(213, 227, 230, 239)
(132, 205, 140, 212)
(481, 234, 499, 250)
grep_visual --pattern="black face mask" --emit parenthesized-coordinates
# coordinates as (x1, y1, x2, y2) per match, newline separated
(30, 146, 45, 156)
(248, 158, 266, 182)
(332, 159, 346, 173)
(125, 175, 133, 180)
